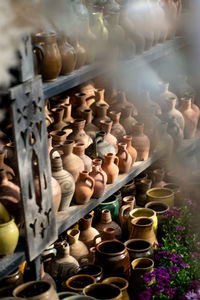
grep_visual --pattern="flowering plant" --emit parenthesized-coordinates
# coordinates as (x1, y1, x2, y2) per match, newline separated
(138, 202, 200, 299)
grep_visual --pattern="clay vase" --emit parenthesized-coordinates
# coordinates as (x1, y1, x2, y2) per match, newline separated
(79, 17, 96, 65)
(50, 130, 68, 147)
(179, 98, 198, 139)
(123, 135, 137, 165)
(0, 148, 15, 181)
(81, 109, 98, 140)
(79, 80, 96, 105)
(91, 88, 109, 114)
(71, 38, 86, 69)
(0, 216, 19, 255)
(120, 106, 137, 135)
(89, 164, 107, 198)
(102, 153, 119, 184)
(48, 108, 66, 133)
(51, 155, 75, 211)
(95, 239, 131, 280)
(162, 97, 184, 131)
(116, 143, 132, 174)
(167, 116, 184, 147)
(151, 169, 166, 188)
(86, 131, 116, 162)
(76, 264, 103, 283)
(67, 119, 92, 148)
(128, 207, 157, 235)
(75, 171, 95, 204)
(110, 91, 134, 114)
(13, 281, 59, 299)
(95, 209, 122, 240)
(32, 32, 62, 82)
(55, 140, 84, 182)
(95, 194, 120, 222)
(119, 196, 135, 237)
(57, 35, 76, 75)
(49, 241, 79, 282)
(103, 277, 130, 300)
(129, 217, 158, 247)
(146, 187, 174, 209)
(73, 143, 92, 172)
(74, 93, 90, 119)
(93, 103, 111, 128)
(157, 82, 178, 111)
(79, 212, 101, 249)
(131, 123, 150, 162)
(109, 111, 126, 143)
(84, 283, 121, 300)
(156, 121, 174, 162)
(124, 239, 153, 261)
(67, 228, 89, 263)
(135, 178, 152, 207)
(100, 120, 118, 152)
(61, 103, 74, 124)
(65, 274, 96, 294)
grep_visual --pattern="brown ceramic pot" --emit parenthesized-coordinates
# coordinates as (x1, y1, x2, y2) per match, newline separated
(84, 283, 121, 299)
(67, 119, 92, 148)
(93, 103, 110, 128)
(89, 163, 107, 198)
(100, 120, 118, 152)
(131, 123, 150, 161)
(67, 228, 89, 262)
(65, 274, 96, 294)
(71, 38, 86, 69)
(73, 142, 92, 172)
(61, 103, 74, 124)
(79, 212, 101, 249)
(75, 171, 95, 204)
(81, 109, 98, 140)
(162, 97, 184, 131)
(79, 17, 96, 65)
(135, 178, 152, 206)
(116, 143, 132, 174)
(124, 239, 153, 261)
(103, 277, 130, 300)
(4, 143, 18, 175)
(109, 111, 126, 143)
(48, 108, 66, 133)
(74, 93, 90, 118)
(145, 201, 169, 227)
(50, 130, 68, 147)
(123, 135, 137, 165)
(91, 88, 109, 115)
(179, 98, 198, 139)
(120, 105, 137, 135)
(57, 35, 76, 75)
(102, 153, 119, 184)
(76, 264, 103, 283)
(13, 281, 59, 299)
(0, 268, 23, 297)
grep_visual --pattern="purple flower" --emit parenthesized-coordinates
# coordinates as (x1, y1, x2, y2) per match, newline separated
(157, 277, 171, 287)
(169, 266, 180, 272)
(139, 290, 152, 300)
(187, 199, 194, 206)
(180, 263, 189, 268)
(192, 252, 200, 259)
(184, 291, 199, 299)
(143, 272, 155, 282)
(175, 234, 181, 240)
(155, 242, 163, 248)
(154, 266, 167, 275)
(176, 225, 184, 231)
(165, 288, 176, 298)
(170, 253, 183, 264)
(190, 280, 200, 289)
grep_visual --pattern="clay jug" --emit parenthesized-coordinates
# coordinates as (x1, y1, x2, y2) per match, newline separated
(51, 155, 75, 210)
(103, 277, 130, 300)
(91, 88, 109, 115)
(50, 130, 68, 147)
(86, 131, 116, 161)
(124, 239, 153, 261)
(73, 142, 92, 172)
(32, 32, 62, 82)
(61, 103, 74, 124)
(131, 123, 150, 161)
(70, 37, 86, 69)
(67, 119, 92, 148)
(102, 153, 119, 184)
(49, 241, 79, 282)
(13, 281, 59, 299)
(109, 111, 126, 143)
(120, 106, 137, 136)
(95, 227, 117, 242)
(90, 12, 108, 58)
(156, 121, 173, 161)
(92, 158, 108, 182)
(119, 196, 135, 236)
(0, 148, 15, 181)
(151, 169, 166, 188)
(128, 207, 157, 234)
(79, 17, 96, 65)
(116, 143, 132, 174)
(73, 93, 90, 119)
(179, 98, 198, 139)
(95, 239, 131, 280)
(129, 217, 158, 247)
(81, 109, 98, 140)
(67, 228, 89, 263)
(162, 97, 184, 131)
(95, 209, 122, 240)
(109, 91, 134, 114)
(79, 212, 101, 249)
(65, 274, 96, 294)
(75, 171, 95, 204)
(93, 103, 110, 128)
(100, 120, 118, 152)
(49, 95, 70, 109)
(135, 178, 152, 207)
(57, 34, 76, 75)
(89, 163, 107, 198)
(79, 80, 96, 106)
(55, 140, 84, 182)
(0, 216, 19, 256)
(48, 108, 66, 133)
(123, 136, 137, 165)
(157, 82, 178, 111)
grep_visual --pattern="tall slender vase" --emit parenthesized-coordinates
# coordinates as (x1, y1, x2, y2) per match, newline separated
(120, 105, 137, 135)
(179, 98, 198, 139)
(123, 135, 137, 165)
(81, 109, 98, 140)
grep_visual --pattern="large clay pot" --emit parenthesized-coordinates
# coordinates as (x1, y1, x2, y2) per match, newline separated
(93, 104, 110, 128)
(51, 155, 75, 211)
(128, 207, 157, 234)
(84, 283, 121, 300)
(61, 103, 74, 124)
(32, 32, 62, 82)
(67, 228, 89, 263)
(76, 264, 103, 283)
(81, 109, 98, 140)
(95, 194, 120, 221)
(95, 209, 122, 240)
(75, 171, 95, 205)
(65, 274, 96, 294)
(100, 120, 118, 152)
(67, 119, 92, 148)
(13, 281, 59, 299)
(123, 136, 137, 165)
(109, 111, 126, 143)
(48, 108, 66, 133)
(89, 163, 107, 199)
(120, 106, 137, 135)
(102, 153, 119, 184)
(103, 277, 130, 300)
(162, 97, 184, 131)
(0, 216, 19, 255)
(146, 187, 174, 209)
(131, 123, 150, 161)
(124, 239, 153, 261)
(0, 148, 15, 181)
(179, 98, 198, 139)
(116, 143, 132, 174)
(73, 94, 90, 119)
(79, 212, 100, 249)
(135, 178, 152, 207)
(73, 143, 92, 173)
(95, 240, 131, 280)
(57, 35, 76, 75)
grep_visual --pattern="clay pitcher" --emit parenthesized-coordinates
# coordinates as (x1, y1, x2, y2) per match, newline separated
(89, 163, 107, 198)
(116, 143, 132, 174)
(123, 135, 137, 165)
(67, 119, 92, 148)
(81, 109, 98, 140)
(70, 37, 86, 69)
(120, 105, 137, 135)
(67, 228, 89, 263)
(102, 153, 119, 184)
(79, 212, 101, 249)
(109, 111, 126, 143)
(131, 123, 150, 161)
(73, 93, 90, 118)
(57, 34, 76, 75)
(100, 120, 118, 152)
(75, 171, 95, 204)
(48, 108, 66, 133)
(73, 142, 92, 172)
(93, 103, 110, 128)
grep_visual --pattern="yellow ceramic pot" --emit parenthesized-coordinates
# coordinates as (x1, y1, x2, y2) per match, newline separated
(103, 277, 130, 300)
(0, 202, 10, 222)
(146, 187, 174, 208)
(128, 208, 157, 234)
(0, 217, 19, 255)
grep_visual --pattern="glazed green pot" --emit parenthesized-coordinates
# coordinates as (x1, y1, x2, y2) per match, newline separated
(95, 194, 119, 221)
(128, 208, 158, 234)
(146, 187, 174, 209)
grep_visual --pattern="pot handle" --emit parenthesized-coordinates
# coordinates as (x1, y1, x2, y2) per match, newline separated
(50, 146, 63, 160)
(32, 44, 45, 63)
(114, 156, 119, 166)
(96, 170, 106, 184)
(119, 204, 131, 227)
(124, 149, 129, 161)
(85, 176, 95, 190)
(93, 234, 101, 246)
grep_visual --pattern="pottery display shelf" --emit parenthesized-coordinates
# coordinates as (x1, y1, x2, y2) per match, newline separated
(43, 37, 185, 99)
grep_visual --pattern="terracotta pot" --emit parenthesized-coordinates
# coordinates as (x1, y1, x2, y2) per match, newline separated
(61, 103, 74, 124)
(67, 119, 92, 148)
(67, 228, 89, 263)
(75, 171, 95, 205)
(123, 135, 137, 165)
(95, 227, 117, 242)
(32, 32, 62, 82)
(79, 212, 100, 249)
(92, 89, 109, 113)
(157, 82, 178, 111)
(102, 153, 119, 184)
(49, 95, 70, 109)
(81, 109, 98, 140)
(116, 143, 132, 174)
(84, 283, 121, 300)
(50, 130, 68, 147)
(73, 143, 92, 173)
(145, 201, 169, 227)
(100, 120, 118, 152)
(0, 148, 15, 181)
(13, 281, 58, 299)
(65, 274, 96, 294)
(109, 111, 126, 143)
(95, 194, 120, 221)
(162, 97, 184, 131)
(93, 103, 110, 128)
(131, 123, 150, 161)
(110, 91, 135, 115)
(95, 240, 131, 280)
(119, 196, 135, 236)
(151, 169, 166, 188)
(163, 183, 183, 207)
(41, 263, 56, 290)
(76, 264, 103, 283)
(73, 93, 90, 119)
(95, 209, 122, 240)
(89, 163, 107, 198)
(179, 98, 198, 139)
(48, 108, 66, 133)
(135, 178, 152, 207)
(124, 239, 153, 261)
(51, 155, 75, 211)
(128, 207, 157, 234)
(146, 187, 174, 209)
(129, 217, 158, 247)
(103, 277, 130, 300)
(120, 106, 137, 135)
(79, 81, 96, 105)
(57, 35, 76, 75)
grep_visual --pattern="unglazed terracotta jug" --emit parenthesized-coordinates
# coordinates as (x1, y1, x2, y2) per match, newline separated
(109, 111, 126, 143)
(131, 123, 150, 161)
(61, 103, 74, 124)
(67, 119, 92, 148)
(124, 239, 153, 261)
(120, 106, 137, 135)
(179, 98, 198, 139)
(73, 93, 90, 118)
(102, 153, 119, 184)
(81, 109, 98, 140)
(75, 171, 95, 204)
(48, 108, 66, 133)
(79, 212, 101, 249)
(13, 281, 59, 299)
(103, 277, 130, 300)
(57, 34, 76, 75)
(32, 32, 62, 82)
(91, 88, 109, 114)
(110, 91, 135, 114)
(123, 135, 137, 165)
(51, 155, 75, 211)
(100, 120, 118, 152)
(73, 143, 92, 172)
(89, 163, 107, 198)
(93, 103, 111, 128)
(0, 148, 15, 181)
(116, 143, 132, 174)
(157, 82, 178, 111)
(50, 130, 68, 147)
(67, 228, 89, 263)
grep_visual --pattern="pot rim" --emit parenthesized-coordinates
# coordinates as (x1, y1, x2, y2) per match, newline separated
(83, 283, 121, 299)
(124, 239, 152, 253)
(66, 274, 96, 292)
(13, 280, 52, 299)
(0, 216, 16, 227)
(131, 257, 154, 270)
(145, 201, 169, 213)
(76, 264, 103, 277)
(146, 187, 174, 198)
(102, 276, 129, 291)
(129, 208, 156, 218)
(96, 239, 126, 256)
(131, 217, 153, 227)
